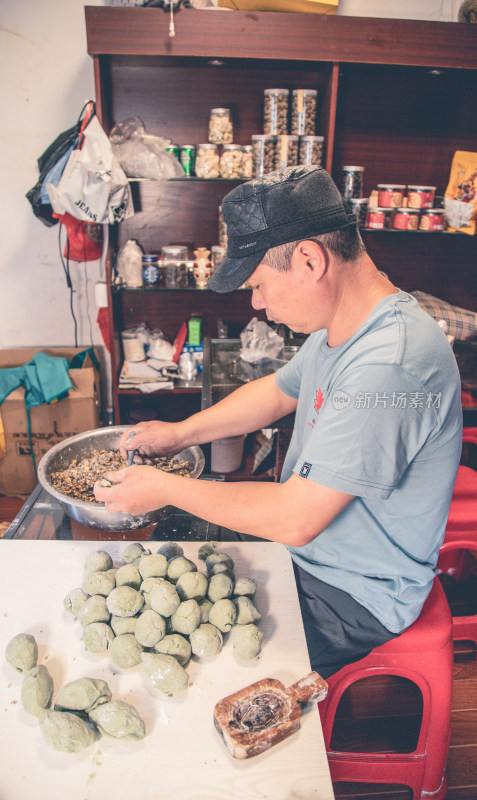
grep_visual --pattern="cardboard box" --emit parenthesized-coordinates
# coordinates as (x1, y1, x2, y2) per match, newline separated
(0, 347, 100, 495)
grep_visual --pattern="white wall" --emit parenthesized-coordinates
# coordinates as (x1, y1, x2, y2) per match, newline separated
(0, 0, 466, 416)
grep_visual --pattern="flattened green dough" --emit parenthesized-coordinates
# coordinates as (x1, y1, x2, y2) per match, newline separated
(5, 633, 38, 674)
(189, 623, 223, 659)
(21, 665, 54, 717)
(141, 653, 189, 695)
(175, 571, 208, 601)
(89, 699, 145, 740)
(107, 586, 144, 617)
(208, 599, 237, 632)
(138, 553, 168, 579)
(63, 587, 89, 617)
(39, 709, 98, 752)
(149, 581, 180, 617)
(82, 569, 117, 597)
(171, 599, 200, 635)
(110, 633, 144, 669)
(55, 678, 111, 714)
(115, 563, 142, 589)
(82, 622, 114, 653)
(79, 595, 110, 626)
(233, 623, 264, 660)
(134, 609, 166, 648)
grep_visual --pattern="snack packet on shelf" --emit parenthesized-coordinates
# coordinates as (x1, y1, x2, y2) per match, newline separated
(444, 150, 477, 235)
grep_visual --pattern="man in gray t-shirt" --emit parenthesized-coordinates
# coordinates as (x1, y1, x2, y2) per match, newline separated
(95, 166, 462, 677)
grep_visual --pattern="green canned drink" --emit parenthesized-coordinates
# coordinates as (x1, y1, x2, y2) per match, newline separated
(180, 145, 196, 176)
(165, 144, 180, 160)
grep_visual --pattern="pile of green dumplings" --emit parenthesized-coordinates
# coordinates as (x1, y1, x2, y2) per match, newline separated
(64, 541, 263, 697)
(5, 632, 145, 753)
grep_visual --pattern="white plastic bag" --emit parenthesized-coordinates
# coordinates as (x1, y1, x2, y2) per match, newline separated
(240, 318, 284, 364)
(47, 115, 133, 224)
(109, 117, 185, 180)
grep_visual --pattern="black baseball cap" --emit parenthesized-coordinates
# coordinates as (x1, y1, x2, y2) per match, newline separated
(207, 165, 357, 293)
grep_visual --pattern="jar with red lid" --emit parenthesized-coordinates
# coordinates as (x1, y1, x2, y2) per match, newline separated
(407, 185, 436, 209)
(377, 184, 406, 208)
(365, 207, 392, 229)
(392, 208, 420, 230)
(419, 209, 446, 232)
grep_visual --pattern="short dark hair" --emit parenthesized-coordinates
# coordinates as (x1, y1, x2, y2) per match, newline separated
(263, 226, 366, 271)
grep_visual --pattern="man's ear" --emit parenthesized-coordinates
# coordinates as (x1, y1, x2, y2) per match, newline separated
(296, 240, 328, 281)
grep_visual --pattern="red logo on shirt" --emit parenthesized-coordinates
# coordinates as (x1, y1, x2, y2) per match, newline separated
(314, 388, 324, 414)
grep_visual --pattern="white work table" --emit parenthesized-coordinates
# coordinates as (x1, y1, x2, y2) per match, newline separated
(0, 540, 335, 800)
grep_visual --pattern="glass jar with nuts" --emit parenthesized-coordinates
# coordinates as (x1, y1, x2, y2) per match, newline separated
(252, 134, 276, 178)
(263, 88, 289, 135)
(241, 145, 253, 179)
(274, 134, 299, 170)
(219, 144, 243, 179)
(208, 108, 233, 144)
(291, 89, 318, 136)
(299, 135, 324, 167)
(195, 144, 220, 179)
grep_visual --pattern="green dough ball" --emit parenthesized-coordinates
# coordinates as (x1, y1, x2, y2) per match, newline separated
(234, 596, 261, 625)
(21, 665, 54, 717)
(115, 563, 141, 589)
(5, 633, 38, 674)
(122, 543, 151, 564)
(167, 556, 197, 583)
(141, 653, 189, 695)
(107, 586, 144, 617)
(157, 542, 184, 561)
(205, 552, 234, 574)
(39, 709, 98, 753)
(171, 599, 201, 635)
(140, 577, 167, 608)
(111, 615, 138, 636)
(233, 624, 264, 660)
(79, 595, 110, 627)
(110, 633, 144, 669)
(89, 699, 145, 741)
(82, 622, 114, 654)
(154, 634, 191, 666)
(207, 573, 234, 603)
(135, 609, 166, 648)
(198, 542, 216, 561)
(198, 598, 213, 623)
(208, 563, 235, 579)
(150, 581, 180, 617)
(84, 550, 113, 573)
(189, 623, 223, 659)
(175, 571, 208, 602)
(233, 577, 257, 598)
(63, 588, 89, 617)
(55, 678, 111, 714)
(138, 553, 168, 579)
(82, 569, 116, 597)
(208, 599, 237, 632)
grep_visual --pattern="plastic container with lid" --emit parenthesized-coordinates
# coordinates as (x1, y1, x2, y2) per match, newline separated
(407, 185, 436, 209)
(342, 166, 364, 199)
(162, 245, 189, 289)
(142, 253, 160, 286)
(263, 89, 289, 135)
(349, 197, 368, 227)
(274, 134, 299, 170)
(218, 205, 228, 249)
(299, 135, 324, 166)
(392, 207, 420, 230)
(208, 108, 233, 144)
(252, 134, 276, 178)
(195, 144, 220, 179)
(211, 435, 245, 473)
(219, 144, 243, 179)
(291, 89, 318, 136)
(377, 184, 406, 208)
(419, 208, 446, 231)
(241, 145, 253, 179)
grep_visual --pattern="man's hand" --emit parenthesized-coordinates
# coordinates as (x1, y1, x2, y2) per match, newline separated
(119, 421, 184, 463)
(93, 465, 167, 515)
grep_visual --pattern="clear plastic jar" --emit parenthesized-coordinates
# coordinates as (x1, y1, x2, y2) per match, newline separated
(299, 135, 324, 166)
(208, 108, 233, 144)
(195, 144, 220, 179)
(219, 144, 243, 179)
(252, 134, 276, 178)
(291, 89, 318, 136)
(274, 134, 299, 170)
(161, 245, 189, 289)
(218, 206, 228, 249)
(263, 89, 289, 135)
(342, 166, 365, 200)
(241, 145, 253, 179)
(349, 197, 368, 227)
(211, 245, 226, 273)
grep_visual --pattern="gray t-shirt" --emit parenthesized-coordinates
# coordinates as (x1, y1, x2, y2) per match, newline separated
(275, 291, 462, 632)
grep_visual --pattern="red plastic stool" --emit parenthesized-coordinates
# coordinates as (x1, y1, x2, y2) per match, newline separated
(437, 427, 477, 649)
(319, 578, 453, 800)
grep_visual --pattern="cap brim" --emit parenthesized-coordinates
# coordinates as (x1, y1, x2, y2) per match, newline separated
(207, 249, 267, 293)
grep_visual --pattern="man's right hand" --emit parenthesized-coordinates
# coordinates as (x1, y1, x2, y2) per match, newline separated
(119, 421, 185, 463)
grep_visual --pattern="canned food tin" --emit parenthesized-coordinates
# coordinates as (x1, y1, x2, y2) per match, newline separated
(342, 166, 364, 200)
(407, 185, 436, 209)
(392, 208, 420, 230)
(142, 254, 160, 285)
(165, 144, 180, 160)
(180, 145, 196, 176)
(419, 209, 446, 231)
(377, 184, 406, 208)
(366, 207, 392, 229)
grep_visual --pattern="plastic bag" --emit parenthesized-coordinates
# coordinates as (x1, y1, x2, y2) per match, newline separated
(116, 239, 143, 288)
(47, 115, 133, 225)
(444, 150, 477, 235)
(109, 116, 185, 180)
(148, 329, 174, 361)
(240, 318, 284, 364)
